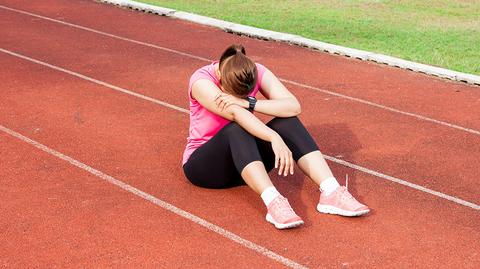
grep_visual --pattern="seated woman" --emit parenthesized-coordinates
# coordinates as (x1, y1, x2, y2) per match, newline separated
(183, 44, 369, 229)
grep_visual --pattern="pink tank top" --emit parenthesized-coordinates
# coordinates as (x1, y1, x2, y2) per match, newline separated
(182, 61, 267, 164)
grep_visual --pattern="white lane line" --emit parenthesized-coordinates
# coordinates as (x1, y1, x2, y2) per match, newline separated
(0, 124, 308, 269)
(282, 79, 480, 136)
(0, 48, 188, 114)
(323, 156, 480, 210)
(0, 4, 210, 62)
(1, 47, 478, 211)
(1, 4, 479, 137)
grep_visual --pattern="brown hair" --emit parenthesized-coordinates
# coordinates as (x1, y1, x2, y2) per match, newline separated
(218, 44, 257, 98)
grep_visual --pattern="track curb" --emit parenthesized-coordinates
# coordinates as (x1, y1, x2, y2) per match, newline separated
(99, 0, 480, 86)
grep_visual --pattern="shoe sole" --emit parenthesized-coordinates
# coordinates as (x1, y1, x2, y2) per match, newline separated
(317, 204, 370, 217)
(266, 214, 304, 229)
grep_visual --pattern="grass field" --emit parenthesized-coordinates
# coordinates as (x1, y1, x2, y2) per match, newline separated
(134, 0, 480, 75)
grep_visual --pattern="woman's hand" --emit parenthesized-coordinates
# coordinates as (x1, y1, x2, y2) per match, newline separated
(270, 134, 294, 177)
(214, 93, 248, 111)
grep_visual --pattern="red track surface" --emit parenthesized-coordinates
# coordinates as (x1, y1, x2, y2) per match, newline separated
(1, 0, 479, 268)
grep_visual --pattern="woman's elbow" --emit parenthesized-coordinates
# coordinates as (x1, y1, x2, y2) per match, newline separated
(283, 105, 301, 117)
(291, 102, 301, 116)
(228, 105, 243, 121)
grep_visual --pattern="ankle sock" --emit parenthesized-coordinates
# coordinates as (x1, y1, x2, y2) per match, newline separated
(261, 186, 281, 207)
(320, 177, 340, 196)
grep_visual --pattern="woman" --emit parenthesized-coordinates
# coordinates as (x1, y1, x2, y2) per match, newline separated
(183, 44, 369, 229)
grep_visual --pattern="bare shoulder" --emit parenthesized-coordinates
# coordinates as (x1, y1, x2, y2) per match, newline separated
(260, 68, 295, 100)
(191, 79, 220, 101)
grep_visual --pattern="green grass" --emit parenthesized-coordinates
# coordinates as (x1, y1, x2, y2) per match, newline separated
(134, 0, 480, 75)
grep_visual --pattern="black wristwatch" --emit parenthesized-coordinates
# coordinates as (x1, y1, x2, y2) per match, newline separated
(247, 96, 257, 112)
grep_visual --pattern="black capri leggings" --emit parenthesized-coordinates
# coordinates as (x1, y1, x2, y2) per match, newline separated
(183, 116, 319, 189)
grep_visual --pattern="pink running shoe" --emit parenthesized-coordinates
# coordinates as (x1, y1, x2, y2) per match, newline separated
(317, 184, 370, 217)
(266, 196, 304, 229)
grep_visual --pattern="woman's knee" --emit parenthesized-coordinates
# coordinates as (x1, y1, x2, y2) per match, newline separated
(267, 117, 319, 161)
(267, 116, 303, 133)
(223, 122, 254, 140)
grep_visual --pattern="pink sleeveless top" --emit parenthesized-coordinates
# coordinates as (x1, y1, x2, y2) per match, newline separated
(182, 61, 267, 164)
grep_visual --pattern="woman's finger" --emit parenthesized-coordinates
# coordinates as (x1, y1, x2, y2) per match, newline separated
(224, 98, 234, 108)
(222, 101, 229, 110)
(215, 95, 223, 106)
(289, 152, 294, 175)
(222, 98, 231, 110)
(215, 93, 224, 102)
(274, 153, 279, 169)
(283, 154, 289, 176)
(278, 154, 285, 176)
(218, 97, 227, 109)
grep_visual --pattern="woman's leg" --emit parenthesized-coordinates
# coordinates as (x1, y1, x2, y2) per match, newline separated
(297, 151, 334, 186)
(240, 161, 273, 195)
(183, 122, 272, 190)
(264, 117, 331, 184)
(183, 122, 303, 229)
(265, 117, 369, 216)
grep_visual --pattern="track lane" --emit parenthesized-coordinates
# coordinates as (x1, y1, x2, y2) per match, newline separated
(1, 52, 479, 268)
(0, 133, 290, 269)
(1, 8, 479, 203)
(1, 0, 479, 130)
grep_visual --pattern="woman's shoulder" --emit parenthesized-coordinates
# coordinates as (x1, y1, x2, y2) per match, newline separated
(254, 62, 268, 85)
(189, 62, 218, 88)
(255, 62, 267, 69)
(191, 62, 215, 77)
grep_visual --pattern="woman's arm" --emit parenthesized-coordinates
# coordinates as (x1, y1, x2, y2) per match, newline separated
(254, 69, 301, 117)
(192, 79, 279, 141)
(212, 68, 300, 118)
(192, 79, 294, 175)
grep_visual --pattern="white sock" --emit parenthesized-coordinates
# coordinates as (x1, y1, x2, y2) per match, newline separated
(319, 177, 340, 196)
(260, 186, 281, 207)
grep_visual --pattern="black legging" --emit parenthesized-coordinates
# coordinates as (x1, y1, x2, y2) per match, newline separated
(183, 116, 319, 189)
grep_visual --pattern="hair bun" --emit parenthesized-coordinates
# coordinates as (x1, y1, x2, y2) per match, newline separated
(235, 45, 245, 55)
(217, 44, 257, 98)
(219, 44, 247, 67)
(233, 44, 246, 55)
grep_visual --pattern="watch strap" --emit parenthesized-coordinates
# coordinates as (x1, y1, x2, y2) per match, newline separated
(247, 96, 257, 112)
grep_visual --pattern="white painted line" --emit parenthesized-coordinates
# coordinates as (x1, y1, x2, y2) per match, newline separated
(0, 5, 210, 63)
(98, 0, 480, 86)
(323, 156, 480, 211)
(281, 79, 480, 136)
(0, 5, 480, 135)
(0, 48, 189, 114)
(1, 48, 478, 211)
(0, 124, 308, 269)
(1, 5, 478, 137)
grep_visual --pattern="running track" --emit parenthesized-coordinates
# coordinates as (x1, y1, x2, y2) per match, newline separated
(1, 0, 479, 268)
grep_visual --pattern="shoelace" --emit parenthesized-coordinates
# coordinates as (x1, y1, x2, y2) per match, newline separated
(340, 174, 355, 202)
(340, 187, 354, 201)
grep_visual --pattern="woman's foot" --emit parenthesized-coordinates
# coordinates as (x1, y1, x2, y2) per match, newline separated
(317, 186, 370, 217)
(266, 196, 304, 229)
